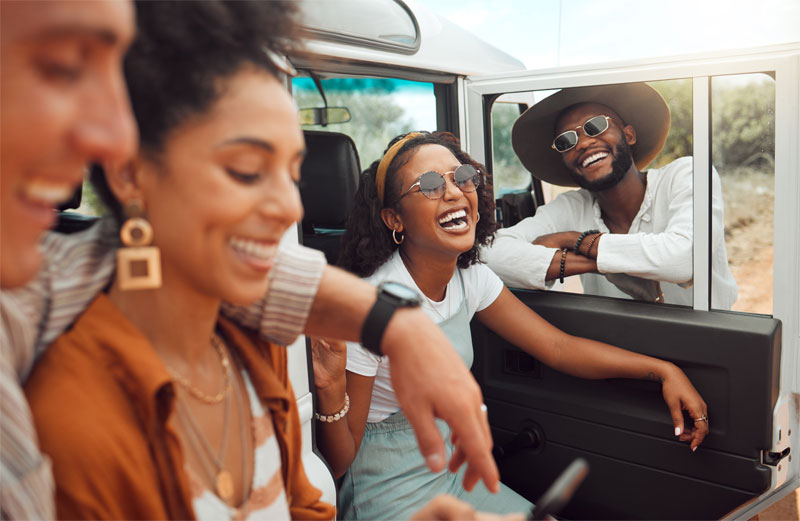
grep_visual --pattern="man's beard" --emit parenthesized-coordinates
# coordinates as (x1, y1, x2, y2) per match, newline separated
(568, 138, 634, 192)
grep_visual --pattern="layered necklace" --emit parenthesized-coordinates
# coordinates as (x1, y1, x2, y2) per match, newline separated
(166, 333, 247, 504)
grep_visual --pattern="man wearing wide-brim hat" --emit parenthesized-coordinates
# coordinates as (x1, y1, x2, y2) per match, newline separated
(484, 82, 738, 309)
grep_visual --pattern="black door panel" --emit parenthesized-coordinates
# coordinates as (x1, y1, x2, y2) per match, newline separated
(471, 289, 781, 520)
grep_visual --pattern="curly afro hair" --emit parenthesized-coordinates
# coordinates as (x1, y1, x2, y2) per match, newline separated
(90, 0, 299, 222)
(338, 131, 497, 278)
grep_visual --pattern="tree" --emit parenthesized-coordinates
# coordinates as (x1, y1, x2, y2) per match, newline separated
(711, 78, 775, 171)
(650, 77, 775, 174)
(491, 102, 531, 195)
(295, 86, 419, 170)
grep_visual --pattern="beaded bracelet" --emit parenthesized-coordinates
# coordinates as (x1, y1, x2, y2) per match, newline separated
(583, 232, 603, 259)
(574, 229, 600, 254)
(559, 248, 568, 284)
(315, 393, 350, 423)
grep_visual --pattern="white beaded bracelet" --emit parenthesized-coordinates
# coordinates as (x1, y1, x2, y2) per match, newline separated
(315, 393, 350, 423)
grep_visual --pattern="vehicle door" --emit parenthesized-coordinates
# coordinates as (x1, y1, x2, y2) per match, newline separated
(461, 44, 799, 519)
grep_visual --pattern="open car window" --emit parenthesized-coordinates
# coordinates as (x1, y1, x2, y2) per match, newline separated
(487, 74, 776, 315)
(292, 76, 436, 168)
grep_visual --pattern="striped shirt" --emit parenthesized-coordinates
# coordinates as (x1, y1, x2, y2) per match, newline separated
(0, 218, 325, 520)
(190, 371, 292, 521)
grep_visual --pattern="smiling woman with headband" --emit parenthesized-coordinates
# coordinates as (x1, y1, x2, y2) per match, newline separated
(310, 130, 710, 520)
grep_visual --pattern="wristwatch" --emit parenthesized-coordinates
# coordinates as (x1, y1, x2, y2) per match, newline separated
(361, 281, 421, 356)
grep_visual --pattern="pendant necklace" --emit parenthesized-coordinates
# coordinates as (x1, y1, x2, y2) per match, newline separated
(173, 334, 246, 503)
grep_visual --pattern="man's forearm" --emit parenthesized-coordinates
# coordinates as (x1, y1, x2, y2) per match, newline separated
(303, 265, 376, 345)
(483, 237, 553, 290)
(544, 249, 597, 281)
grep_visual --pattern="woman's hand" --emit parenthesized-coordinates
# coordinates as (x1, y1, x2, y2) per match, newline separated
(310, 337, 347, 390)
(409, 495, 526, 521)
(657, 363, 709, 451)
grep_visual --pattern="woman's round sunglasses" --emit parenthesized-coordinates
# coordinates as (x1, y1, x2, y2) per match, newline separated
(551, 115, 612, 153)
(397, 164, 481, 201)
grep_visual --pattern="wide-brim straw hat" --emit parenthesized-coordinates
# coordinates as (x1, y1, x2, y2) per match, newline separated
(511, 82, 671, 187)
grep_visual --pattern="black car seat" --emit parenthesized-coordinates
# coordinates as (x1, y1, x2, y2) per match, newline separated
(299, 130, 361, 265)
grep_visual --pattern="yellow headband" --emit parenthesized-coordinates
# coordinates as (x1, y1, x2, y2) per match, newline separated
(376, 132, 423, 205)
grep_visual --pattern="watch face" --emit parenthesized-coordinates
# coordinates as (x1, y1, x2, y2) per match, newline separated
(380, 281, 421, 305)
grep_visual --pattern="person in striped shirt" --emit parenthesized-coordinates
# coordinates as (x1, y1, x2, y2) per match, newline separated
(1, 2, 137, 518)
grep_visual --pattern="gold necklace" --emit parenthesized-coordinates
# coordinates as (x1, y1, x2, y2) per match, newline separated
(174, 335, 249, 504)
(176, 383, 233, 500)
(167, 333, 231, 404)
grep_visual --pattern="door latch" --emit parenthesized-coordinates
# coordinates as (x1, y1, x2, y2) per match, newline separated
(763, 447, 790, 466)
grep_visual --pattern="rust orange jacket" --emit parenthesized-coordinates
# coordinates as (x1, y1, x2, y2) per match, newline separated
(25, 294, 334, 520)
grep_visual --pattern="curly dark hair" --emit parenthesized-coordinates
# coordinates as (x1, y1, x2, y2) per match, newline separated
(338, 131, 497, 278)
(90, 0, 299, 222)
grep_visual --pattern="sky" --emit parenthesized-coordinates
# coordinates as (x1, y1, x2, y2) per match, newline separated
(417, 0, 800, 69)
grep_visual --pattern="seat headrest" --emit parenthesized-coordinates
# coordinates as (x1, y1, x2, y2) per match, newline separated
(300, 130, 361, 229)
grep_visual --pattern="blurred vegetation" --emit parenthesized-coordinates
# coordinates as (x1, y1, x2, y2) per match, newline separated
(491, 102, 531, 195)
(649, 79, 694, 167)
(650, 75, 775, 172)
(79, 75, 776, 216)
(80, 180, 103, 216)
(293, 77, 423, 169)
(295, 90, 415, 170)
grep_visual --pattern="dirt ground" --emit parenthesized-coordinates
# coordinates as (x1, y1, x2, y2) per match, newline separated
(721, 167, 774, 314)
(754, 489, 800, 520)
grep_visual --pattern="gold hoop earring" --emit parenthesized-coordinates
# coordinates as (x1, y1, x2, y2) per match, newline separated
(116, 200, 162, 291)
(392, 229, 404, 245)
(476, 213, 480, 223)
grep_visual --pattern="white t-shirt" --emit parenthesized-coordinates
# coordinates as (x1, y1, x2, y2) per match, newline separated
(484, 157, 738, 309)
(346, 251, 504, 423)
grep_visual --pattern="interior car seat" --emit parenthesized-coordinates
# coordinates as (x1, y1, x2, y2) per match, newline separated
(299, 130, 361, 265)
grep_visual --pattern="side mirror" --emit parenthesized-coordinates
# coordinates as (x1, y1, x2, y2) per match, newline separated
(299, 106, 351, 127)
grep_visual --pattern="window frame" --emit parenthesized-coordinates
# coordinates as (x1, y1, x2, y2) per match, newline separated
(462, 45, 798, 316)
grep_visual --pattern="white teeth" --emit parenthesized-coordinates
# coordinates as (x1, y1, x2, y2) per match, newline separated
(22, 181, 74, 205)
(582, 152, 609, 168)
(445, 220, 468, 231)
(438, 209, 467, 225)
(229, 236, 277, 260)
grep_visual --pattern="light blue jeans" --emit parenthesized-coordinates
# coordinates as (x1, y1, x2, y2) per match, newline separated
(339, 411, 532, 520)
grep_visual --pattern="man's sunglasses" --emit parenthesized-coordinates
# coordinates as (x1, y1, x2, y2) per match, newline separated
(551, 115, 612, 153)
(397, 164, 481, 201)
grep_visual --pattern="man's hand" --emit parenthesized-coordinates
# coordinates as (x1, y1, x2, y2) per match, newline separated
(532, 231, 579, 250)
(604, 273, 664, 302)
(382, 307, 500, 493)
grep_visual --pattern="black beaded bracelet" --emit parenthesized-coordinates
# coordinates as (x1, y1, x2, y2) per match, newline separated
(559, 248, 568, 283)
(574, 229, 600, 254)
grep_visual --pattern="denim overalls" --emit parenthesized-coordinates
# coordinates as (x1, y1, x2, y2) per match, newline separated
(339, 271, 532, 520)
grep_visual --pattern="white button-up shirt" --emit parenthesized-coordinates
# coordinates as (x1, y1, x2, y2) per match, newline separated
(484, 157, 738, 309)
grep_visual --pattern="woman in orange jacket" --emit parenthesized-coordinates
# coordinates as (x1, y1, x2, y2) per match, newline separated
(24, 2, 332, 519)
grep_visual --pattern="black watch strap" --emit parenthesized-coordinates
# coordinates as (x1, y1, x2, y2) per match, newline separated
(361, 295, 396, 356)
